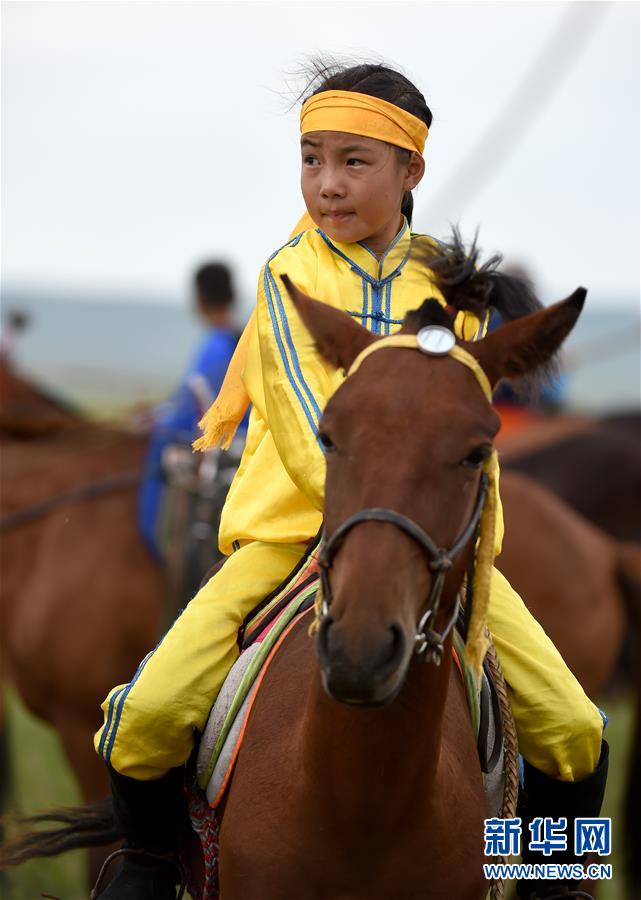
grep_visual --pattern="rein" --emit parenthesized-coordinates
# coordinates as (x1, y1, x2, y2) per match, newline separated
(318, 473, 488, 666)
(0, 471, 142, 532)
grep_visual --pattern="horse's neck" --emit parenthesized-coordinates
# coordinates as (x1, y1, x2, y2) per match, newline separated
(299, 636, 453, 828)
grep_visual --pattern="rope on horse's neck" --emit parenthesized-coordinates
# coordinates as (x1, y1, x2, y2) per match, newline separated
(486, 638, 520, 900)
(464, 449, 499, 677)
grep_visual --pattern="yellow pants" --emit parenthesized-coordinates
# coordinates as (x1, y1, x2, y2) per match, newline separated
(95, 542, 602, 782)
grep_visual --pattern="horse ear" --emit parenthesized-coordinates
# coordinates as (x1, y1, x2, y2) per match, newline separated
(476, 288, 586, 386)
(281, 274, 376, 371)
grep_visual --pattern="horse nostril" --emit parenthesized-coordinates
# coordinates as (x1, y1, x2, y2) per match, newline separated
(383, 623, 405, 673)
(316, 615, 335, 666)
(317, 617, 407, 693)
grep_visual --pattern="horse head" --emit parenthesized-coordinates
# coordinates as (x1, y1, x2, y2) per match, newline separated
(282, 258, 585, 708)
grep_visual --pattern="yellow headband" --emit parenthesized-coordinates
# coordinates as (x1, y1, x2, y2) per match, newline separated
(300, 90, 428, 155)
(347, 333, 497, 679)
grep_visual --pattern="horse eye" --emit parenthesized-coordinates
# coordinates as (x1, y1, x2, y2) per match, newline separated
(318, 431, 336, 453)
(461, 444, 491, 469)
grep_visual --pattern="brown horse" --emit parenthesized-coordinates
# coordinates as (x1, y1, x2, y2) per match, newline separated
(2, 280, 619, 898)
(0, 360, 165, 879)
(206, 283, 640, 899)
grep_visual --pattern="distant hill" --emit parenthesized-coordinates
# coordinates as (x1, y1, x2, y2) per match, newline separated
(2, 289, 639, 415)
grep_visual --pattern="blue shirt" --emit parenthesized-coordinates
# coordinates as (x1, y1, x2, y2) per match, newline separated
(138, 326, 243, 560)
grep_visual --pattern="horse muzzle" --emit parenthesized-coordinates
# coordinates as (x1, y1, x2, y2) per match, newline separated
(316, 616, 410, 707)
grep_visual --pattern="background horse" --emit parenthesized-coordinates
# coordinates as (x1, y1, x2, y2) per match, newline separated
(500, 411, 641, 541)
(499, 471, 639, 697)
(0, 358, 165, 879)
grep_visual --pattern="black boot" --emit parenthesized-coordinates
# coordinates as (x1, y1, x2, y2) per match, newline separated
(517, 741, 609, 900)
(91, 766, 186, 899)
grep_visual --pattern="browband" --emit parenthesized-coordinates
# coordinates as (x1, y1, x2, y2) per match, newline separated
(347, 333, 492, 403)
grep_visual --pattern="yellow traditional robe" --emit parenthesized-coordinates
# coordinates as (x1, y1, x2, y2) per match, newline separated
(218, 219, 489, 554)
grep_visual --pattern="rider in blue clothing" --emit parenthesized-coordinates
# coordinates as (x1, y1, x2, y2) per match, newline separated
(138, 263, 243, 560)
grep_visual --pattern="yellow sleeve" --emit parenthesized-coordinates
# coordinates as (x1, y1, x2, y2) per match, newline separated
(256, 255, 335, 512)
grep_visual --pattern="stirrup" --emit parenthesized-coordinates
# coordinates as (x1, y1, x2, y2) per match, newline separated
(90, 846, 187, 899)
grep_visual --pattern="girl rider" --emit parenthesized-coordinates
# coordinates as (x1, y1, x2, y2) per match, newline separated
(95, 63, 608, 900)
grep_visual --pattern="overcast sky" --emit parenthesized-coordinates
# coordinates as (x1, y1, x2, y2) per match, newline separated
(2, 1, 640, 312)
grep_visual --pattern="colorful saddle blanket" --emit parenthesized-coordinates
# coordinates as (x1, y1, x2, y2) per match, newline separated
(196, 545, 320, 804)
(195, 544, 503, 811)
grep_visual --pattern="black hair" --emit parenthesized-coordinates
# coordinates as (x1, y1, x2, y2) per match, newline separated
(194, 263, 234, 310)
(299, 60, 433, 225)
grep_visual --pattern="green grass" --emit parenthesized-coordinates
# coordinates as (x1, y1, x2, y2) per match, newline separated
(2, 689, 88, 899)
(0, 687, 636, 899)
(597, 692, 635, 900)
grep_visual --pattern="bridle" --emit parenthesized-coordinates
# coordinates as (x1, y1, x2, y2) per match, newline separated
(317, 472, 488, 666)
(315, 326, 496, 668)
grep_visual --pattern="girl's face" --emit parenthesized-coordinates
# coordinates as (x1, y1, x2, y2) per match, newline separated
(301, 131, 424, 256)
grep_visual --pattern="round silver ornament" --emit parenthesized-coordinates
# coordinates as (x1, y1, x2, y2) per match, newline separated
(416, 326, 456, 356)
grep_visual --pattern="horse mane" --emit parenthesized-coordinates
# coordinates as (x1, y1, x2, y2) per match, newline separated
(405, 229, 561, 396)
(415, 228, 543, 323)
(0, 355, 92, 438)
(403, 298, 453, 333)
